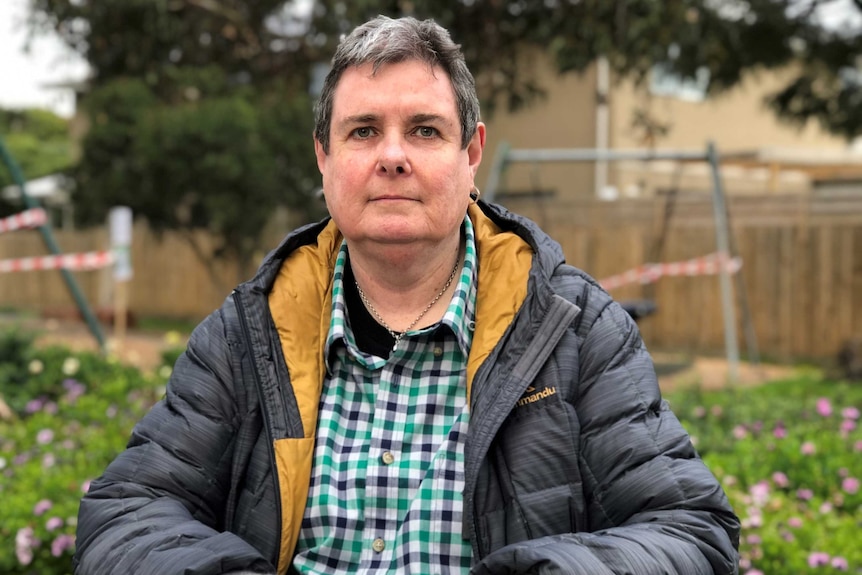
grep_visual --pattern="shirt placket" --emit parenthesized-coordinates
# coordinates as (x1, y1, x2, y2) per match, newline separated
(359, 350, 412, 571)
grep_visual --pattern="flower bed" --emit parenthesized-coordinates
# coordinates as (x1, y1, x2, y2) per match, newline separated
(2, 326, 859, 574)
(666, 371, 861, 574)
(0, 329, 165, 575)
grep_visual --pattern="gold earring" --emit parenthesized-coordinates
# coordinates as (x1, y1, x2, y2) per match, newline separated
(469, 186, 481, 203)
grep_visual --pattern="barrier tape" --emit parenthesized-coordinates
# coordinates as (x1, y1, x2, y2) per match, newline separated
(0, 208, 47, 234)
(599, 252, 742, 291)
(0, 251, 114, 274)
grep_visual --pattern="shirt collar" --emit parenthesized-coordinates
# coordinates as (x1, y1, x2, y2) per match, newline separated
(324, 215, 477, 371)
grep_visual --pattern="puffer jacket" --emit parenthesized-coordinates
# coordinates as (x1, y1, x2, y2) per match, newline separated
(74, 202, 740, 575)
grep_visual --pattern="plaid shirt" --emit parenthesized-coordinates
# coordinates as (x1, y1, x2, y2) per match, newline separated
(292, 217, 477, 575)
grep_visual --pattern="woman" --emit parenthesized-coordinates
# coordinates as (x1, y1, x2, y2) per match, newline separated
(74, 15, 739, 575)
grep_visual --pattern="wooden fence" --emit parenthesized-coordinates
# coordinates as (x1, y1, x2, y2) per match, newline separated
(501, 189, 862, 362)
(1, 190, 860, 361)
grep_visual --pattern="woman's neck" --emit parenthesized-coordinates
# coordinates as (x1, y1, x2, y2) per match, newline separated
(349, 236, 464, 333)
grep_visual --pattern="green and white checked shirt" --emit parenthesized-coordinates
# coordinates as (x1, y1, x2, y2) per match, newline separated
(292, 216, 477, 575)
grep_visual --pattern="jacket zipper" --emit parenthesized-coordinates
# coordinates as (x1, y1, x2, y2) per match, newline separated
(464, 294, 581, 561)
(232, 288, 284, 570)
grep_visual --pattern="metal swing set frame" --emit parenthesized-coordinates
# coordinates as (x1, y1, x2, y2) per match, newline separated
(484, 140, 759, 381)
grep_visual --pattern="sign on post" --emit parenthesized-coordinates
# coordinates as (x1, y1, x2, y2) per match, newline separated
(108, 206, 133, 348)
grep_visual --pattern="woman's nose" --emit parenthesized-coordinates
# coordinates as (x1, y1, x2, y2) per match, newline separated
(376, 136, 411, 175)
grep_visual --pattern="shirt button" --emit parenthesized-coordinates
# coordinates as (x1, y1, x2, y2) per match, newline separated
(381, 451, 395, 465)
(372, 538, 386, 553)
(433, 346, 443, 357)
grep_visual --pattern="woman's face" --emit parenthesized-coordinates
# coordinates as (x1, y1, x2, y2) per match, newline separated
(315, 60, 485, 256)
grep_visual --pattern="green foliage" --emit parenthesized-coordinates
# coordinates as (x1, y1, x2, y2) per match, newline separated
(0, 109, 74, 205)
(666, 373, 862, 574)
(304, 1, 862, 138)
(26, 1, 321, 285)
(0, 330, 166, 574)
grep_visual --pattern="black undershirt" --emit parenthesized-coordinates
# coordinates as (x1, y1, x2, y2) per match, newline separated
(343, 260, 397, 358)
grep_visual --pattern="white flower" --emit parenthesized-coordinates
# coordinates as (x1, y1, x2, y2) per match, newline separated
(62, 357, 81, 376)
(0, 456, 6, 470)
(15, 527, 35, 566)
(28, 359, 44, 375)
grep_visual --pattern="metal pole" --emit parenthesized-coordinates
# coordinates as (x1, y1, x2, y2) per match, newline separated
(0, 136, 107, 352)
(706, 141, 740, 382)
(506, 148, 708, 163)
(483, 141, 511, 202)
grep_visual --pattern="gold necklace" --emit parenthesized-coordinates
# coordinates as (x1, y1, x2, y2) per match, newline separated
(355, 255, 461, 352)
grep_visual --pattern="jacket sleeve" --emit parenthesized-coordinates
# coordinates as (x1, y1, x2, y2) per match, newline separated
(473, 287, 740, 575)
(73, 308, 275, 575)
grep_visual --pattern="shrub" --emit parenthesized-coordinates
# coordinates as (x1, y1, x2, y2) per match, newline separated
(0, 330, 165, 575)
(666, 372, 862, 574)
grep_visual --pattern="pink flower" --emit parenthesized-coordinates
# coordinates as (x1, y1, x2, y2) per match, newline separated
(842, 477, 859, 495)
(797, 488, 814, 501)
(816, 397, 832, 417)
(36, 428, 54, 445)
(50, 534, 75, 557)
(693, 406, 707, 418)
(772, 471, 789, 488)
(855, 440, 862, 452)
(808, 552, 830, 567)
(750, 481, 770, 506)
(81, 479, 92, 494)
(710, 405, 723, 417)
(831, 556, 849, 570)
(33, 499, 53, 515)
(788, 516, 803, 528)
(15, 527, 36, 565)
(840, 419, 857, 434)
(842, 406, 860, 420)
(773, 425, 787, 439)
(733, 425, 748, 439)
(800, 441, 816, 455)
(45, 517, 64, 531)
(743, 570, 764, 575)
(25, 397, 46, 414)
(746, 534, 762, 545)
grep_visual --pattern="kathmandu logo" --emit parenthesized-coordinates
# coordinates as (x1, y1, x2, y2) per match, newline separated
(517, 385, 557, 407)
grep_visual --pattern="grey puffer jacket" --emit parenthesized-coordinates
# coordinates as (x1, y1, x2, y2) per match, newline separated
(74, 202, 739, 575)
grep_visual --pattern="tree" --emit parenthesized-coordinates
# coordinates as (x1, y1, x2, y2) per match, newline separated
(301, 0, 862, 140)
(0, 109, 74, 217)
(27, 0, 325, 287)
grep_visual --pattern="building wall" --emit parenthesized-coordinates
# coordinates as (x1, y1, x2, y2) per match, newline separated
(478, 58, 599, 200)
(479, 57, 856, 200)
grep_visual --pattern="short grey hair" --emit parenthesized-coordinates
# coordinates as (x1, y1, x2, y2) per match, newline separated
(314, 15, 480, 153)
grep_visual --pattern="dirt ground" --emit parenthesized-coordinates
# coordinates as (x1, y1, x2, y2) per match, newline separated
(6, 317, 798, 390)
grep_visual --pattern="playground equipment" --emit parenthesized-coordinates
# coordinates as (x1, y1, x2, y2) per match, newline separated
(0, 135, 113, 351)
(484, 141, 758, 381)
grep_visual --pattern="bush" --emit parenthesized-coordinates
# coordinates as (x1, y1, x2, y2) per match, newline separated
(666, 371, 862, 574)
(0, 330, 165, 575)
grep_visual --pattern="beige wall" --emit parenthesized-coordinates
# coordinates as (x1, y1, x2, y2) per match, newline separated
(478, 58, 598, 199)
(479, 56, 856, 200)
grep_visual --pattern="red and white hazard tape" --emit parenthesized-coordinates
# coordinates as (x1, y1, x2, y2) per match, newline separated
(599, 252, 742, 291)
(0, 208, 47, 234)
(0, 251, 114, 274)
